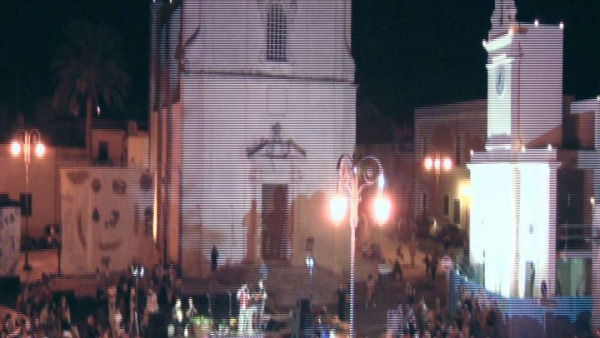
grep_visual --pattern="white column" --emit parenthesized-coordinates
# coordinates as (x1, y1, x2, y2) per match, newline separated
(591, 205, 600, 328)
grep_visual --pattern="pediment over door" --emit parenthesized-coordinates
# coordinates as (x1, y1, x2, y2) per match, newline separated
(246, 122, 307, 159)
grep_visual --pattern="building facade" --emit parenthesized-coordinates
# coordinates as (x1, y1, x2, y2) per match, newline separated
(150, 0, 356, 277)
(469, 0, 564, 298)
(414, 100, 487, 237)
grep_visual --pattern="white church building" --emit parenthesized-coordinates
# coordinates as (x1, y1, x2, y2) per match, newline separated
(468, 0, 564, 299)
(467, 1, 600, 322)
(149, 0, 356, 278)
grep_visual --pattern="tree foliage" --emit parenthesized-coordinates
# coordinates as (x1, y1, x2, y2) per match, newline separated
(53, 20, 130, 160)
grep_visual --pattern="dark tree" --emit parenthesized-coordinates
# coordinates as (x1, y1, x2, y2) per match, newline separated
(53, 20, 130, 161)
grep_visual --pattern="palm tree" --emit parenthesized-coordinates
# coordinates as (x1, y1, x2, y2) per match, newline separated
(53, 20, 130, 161)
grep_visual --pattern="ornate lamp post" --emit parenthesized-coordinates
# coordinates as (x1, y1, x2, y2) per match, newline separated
(11, 128, 45, 271)
(330, 154, 391, 337)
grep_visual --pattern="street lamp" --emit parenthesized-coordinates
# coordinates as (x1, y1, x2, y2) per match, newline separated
(423, 152, 453, 174)
(330, 154, 391, 337)
(11, 128, 45, 271)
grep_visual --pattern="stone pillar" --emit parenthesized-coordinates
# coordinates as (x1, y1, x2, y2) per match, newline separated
(591, 205, 600, 329)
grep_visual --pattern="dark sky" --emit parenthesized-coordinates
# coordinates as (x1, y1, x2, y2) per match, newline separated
(1, 1, 599, 125)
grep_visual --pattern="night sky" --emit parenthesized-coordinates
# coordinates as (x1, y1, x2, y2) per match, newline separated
(1, 1, 599, 126)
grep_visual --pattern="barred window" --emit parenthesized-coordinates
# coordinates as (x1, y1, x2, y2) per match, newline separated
(267, 3, 287, 61)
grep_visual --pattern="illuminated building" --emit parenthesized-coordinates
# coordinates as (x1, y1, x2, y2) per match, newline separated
(468, 0, 564, 299)
(149, 1, 356, 278)
(414, 3, 599, 322)
(414, 100, 486, 238)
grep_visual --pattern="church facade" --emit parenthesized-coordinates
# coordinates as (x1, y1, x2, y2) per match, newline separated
(149, 0, 356, 277)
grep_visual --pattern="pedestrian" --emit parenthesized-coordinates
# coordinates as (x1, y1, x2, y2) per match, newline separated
(186, 297, 198, 322)
(337, 284, 346, 322)
(172, 298, 184, 336)
(423, 254, 431, 277)
(393, 259, 403, 281)
(431, 254, 438, 282)
(396, 243, 404, 262)
(237, 283, 251, 333)
(408, 238, 417, 267)
(443, 234, 451, 252)
(366, 274, 376, 309)
(83, 314, 100, 338)
(211, 245, 219, 273)
(259, 261, 268, 281)
(254, 279, 267, 331)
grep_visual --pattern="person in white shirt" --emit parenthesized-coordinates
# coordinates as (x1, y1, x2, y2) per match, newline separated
(237, 283, 251, 333)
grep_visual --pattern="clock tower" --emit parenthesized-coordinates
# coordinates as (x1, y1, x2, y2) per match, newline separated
(468, 0, 564, 298)
(484, 0, 563, 151)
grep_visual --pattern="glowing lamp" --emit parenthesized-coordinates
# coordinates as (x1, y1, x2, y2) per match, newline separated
(373, 195, 391, 225)
(35, 142, 45, 157)
(424, 157, 433, 170)
(329, 194, 348, 224)
(10, 141, 21, 156)
(442, 157, 453, 170)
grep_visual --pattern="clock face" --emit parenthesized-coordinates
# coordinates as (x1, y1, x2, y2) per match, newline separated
(496, 67, 506, 96)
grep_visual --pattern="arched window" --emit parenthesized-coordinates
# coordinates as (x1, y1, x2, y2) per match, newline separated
(266, 3, 287, 61)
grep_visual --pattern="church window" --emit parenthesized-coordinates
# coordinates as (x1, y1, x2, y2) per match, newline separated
(266, 3, 287, 62)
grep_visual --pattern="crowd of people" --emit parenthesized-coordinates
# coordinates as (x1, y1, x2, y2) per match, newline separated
(1, 260, 278, 338)
(0, 261, 194, 338)
(1, 274, 87, 337)
(386, 281, 504, 338)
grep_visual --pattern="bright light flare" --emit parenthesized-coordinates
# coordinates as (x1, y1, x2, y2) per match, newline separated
(377, 175, 385, 190)
(329, 194, 348, 224)
(425, 155, 452, 171)
(424, 157, 433, 170)
(442, 157, 453, 170)
(373, 195, 391, 225)
(10, 141, 21, 156)
(35, 143, 46, 157)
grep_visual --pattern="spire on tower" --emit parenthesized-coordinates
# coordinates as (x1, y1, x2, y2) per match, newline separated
(490, 0, 517, 36)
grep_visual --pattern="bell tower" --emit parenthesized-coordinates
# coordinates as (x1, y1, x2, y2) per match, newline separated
(490, 0, 517, 38)
(484, 0, 563, 151)
(469, 1, 564, 298)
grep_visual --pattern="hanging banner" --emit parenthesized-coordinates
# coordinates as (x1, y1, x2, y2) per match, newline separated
(61, 168, 157, 274)
(0, 202, 21, 276)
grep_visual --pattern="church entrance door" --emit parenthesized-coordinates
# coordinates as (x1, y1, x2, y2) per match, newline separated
(261, 184, 289, 260)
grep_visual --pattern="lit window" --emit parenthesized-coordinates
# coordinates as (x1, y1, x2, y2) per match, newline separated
(267, 3, 287, 62)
